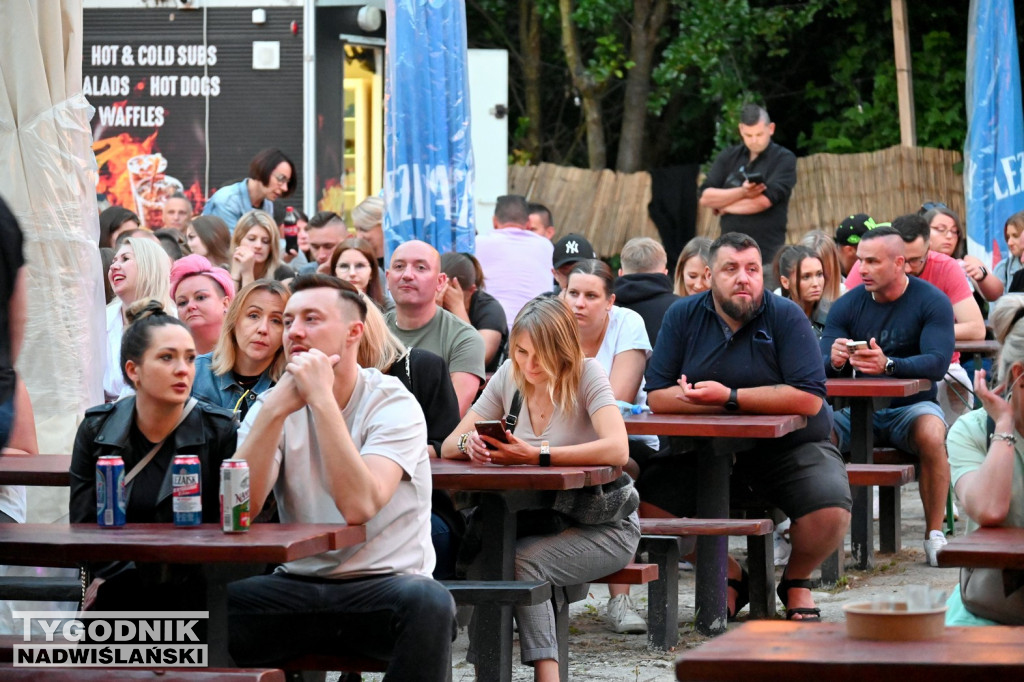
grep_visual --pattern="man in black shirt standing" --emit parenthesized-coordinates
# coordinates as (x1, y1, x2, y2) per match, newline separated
(698, 104, 797, 278)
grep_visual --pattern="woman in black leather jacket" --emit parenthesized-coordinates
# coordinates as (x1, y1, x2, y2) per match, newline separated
(70, 299, 237, 610)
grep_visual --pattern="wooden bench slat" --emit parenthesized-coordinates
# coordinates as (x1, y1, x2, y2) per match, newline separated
(639, 518, 773, 536)
(591, 563, 658, 584)
(439, 579, 550, 605)
(0, 664, 284, 681)
(0, 576, 80, 602)
(872, 447, 915, 465)
(846, 464, 916, 486)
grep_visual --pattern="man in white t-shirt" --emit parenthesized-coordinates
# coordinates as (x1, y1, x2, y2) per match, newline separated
(229, 274, 455, 679)
(474, 194, 555, 325)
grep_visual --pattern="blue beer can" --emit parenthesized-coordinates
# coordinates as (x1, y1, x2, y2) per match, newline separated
(96, 455, 126, 527)
(172, 455, 202, 526)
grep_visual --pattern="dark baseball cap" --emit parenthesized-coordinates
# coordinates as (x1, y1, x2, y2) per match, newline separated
(552, 233, 597, 268)
(835, 213, 885, 246)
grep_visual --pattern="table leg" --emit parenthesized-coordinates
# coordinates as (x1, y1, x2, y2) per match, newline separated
(849, 399, 875, 570)
(472, 494, 516, 682)
(694, 448, 730, 636)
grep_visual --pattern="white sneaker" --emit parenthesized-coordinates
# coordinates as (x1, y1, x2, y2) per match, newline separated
(924, 530, 948, 567)
(773, 518, 792, 567)
(605, 594, 647, 634)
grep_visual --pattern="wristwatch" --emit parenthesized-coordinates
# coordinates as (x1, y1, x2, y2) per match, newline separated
(884, 358, 896, 376)
(724, 388, 739, 412)
(538, 441, 551, 467)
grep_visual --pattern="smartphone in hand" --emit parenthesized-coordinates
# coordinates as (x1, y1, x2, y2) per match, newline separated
(744, 171, 765, 184)
(846, 340, 868, 352)
(475, 420, 509, 450)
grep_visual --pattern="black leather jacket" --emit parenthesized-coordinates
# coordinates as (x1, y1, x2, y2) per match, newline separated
(69, 397, 237, 526)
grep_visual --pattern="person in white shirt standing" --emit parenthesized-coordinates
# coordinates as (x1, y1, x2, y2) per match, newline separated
(474, 195, 555, 326)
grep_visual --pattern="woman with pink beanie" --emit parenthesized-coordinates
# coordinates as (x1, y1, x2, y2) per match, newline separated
(170, 254, 235, 354)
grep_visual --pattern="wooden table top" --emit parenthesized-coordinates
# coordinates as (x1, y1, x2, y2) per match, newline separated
(937, 526, 1024, 570)
(431, 458, 620, 491)
(622, 413, 806, 438)
(826, 377, 930, 398)
(954, 339, 1002, 355)
(0, 523, 365, 567)
(0, 454, 71, 486)
(676, 621, 1024, 681)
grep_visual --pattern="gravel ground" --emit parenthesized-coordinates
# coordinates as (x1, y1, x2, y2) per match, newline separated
(356, 482, 963, 681)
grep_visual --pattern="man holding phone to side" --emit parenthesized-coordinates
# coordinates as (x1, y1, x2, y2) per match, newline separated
(699, 104, 797, 283)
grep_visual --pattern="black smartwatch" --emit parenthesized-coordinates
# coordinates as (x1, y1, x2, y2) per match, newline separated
(538, 441, 551, 467)
(884, 358, 896, 376)
(724, 388, 739, 411)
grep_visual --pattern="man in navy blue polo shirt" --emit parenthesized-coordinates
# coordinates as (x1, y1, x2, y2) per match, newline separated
(638, 232, 851, 621)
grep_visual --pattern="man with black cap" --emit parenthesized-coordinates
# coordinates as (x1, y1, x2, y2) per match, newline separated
(552, 232, 598, 292)
(835, 213, 884, 278)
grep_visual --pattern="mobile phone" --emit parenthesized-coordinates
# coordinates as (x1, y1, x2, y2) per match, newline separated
(846, 340, 868, 352)
(475, 420, 509, 449)
(744, 171, 765, 184)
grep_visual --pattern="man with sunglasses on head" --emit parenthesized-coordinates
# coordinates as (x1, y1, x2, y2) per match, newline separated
(822, 226, 956, 566)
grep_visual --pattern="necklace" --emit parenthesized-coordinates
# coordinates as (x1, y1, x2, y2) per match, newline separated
(872, 276, 909, 302)
(582, 314, 611, 358)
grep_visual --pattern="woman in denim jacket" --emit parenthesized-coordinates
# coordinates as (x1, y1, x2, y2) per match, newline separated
(192, 280, 289, 423)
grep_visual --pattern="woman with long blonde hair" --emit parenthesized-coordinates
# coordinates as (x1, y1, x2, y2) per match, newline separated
(442, 297, 638, 682)
(192, 279, 289, 422)
(104, 236, 173, 401)
(230, 210, 282, 289)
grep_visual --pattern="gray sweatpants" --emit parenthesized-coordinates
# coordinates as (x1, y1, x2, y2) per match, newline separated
(469, 512, 640, 665)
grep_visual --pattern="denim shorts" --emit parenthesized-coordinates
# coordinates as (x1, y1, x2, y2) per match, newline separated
(0, 396, 13, 451)
(832, 401, 946, 455)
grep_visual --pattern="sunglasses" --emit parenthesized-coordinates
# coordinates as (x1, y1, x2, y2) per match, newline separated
(920, 201, 948, 213)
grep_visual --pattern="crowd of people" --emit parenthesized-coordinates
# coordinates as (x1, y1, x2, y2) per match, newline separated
(4, 120, 1024, 680)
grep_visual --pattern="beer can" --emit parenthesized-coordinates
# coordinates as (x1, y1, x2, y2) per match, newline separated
(96, 455, 126, 527)
(172, 455, 202, 526)
(219, 460, 251, 533)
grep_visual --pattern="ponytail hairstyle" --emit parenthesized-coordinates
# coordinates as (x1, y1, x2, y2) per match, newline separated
(120, 298, 191, 388)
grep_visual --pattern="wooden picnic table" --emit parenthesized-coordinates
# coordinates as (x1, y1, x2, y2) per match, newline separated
(430, 458, 620, 682)
(675, 620, 1024, 680)
(937, 526, 1024, 570)
(622, 412, 806, 636)
(955, 338, 1002, 371)
(0, 523, 364, 667)
(0, 454, 71, 486)
(826, 377, 930, 569)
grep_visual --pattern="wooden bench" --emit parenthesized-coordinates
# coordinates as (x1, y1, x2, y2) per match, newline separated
(816, 462, 918, 586)
(0, 576, 80, 602)
(0, 667, 285, 681)
(590, 518, 775, 650)
(847, 463, 916, 554)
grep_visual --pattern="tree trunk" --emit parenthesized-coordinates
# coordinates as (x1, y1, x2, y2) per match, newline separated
(518, 0, 543, 162)
(559, 0, 606, 169)
(616, 0, 670, 172)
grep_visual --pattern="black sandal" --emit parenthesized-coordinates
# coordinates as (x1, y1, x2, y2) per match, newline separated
(727, 569, 749, 621)
(777, 575, 821, 622)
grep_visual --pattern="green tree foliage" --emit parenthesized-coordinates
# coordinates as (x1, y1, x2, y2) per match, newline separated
(465, 0, 983, 169)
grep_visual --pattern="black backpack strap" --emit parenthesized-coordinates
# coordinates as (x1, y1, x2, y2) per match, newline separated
(986, 414, 996, 447)
(505, 390, 523, 434)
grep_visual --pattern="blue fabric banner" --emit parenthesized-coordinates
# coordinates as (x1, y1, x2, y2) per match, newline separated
(965, 0, 1024, 265)
(383, 0, 476, 262)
